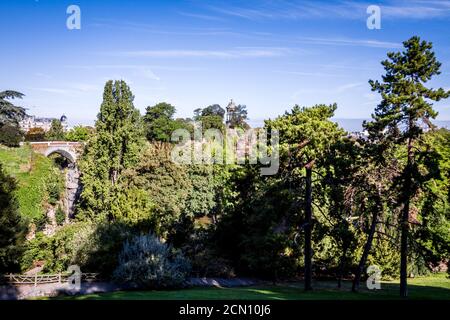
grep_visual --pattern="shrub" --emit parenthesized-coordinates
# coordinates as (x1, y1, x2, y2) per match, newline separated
(112, 233, 191, 289)
(45, 169, 64, 205)
(55, 206, 65, 226)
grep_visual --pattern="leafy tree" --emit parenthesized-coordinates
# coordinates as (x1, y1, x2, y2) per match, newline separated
(65, 125, 94, 142)
(78, 80, 143, 221)
(0, 90, 26, 127)
(24, 127, 46, 141)
(0, 163, 27, 273)
(123, 142, 191, 236)
(200, 104, 225, 118)
(267, 104, 346, 290)
(144, 102, 192, 142)
(45, 119, 65, 141)
(366, 36, 450, 297)
(194, 104, 225, 132)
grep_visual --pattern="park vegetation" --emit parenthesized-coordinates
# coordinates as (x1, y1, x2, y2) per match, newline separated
(0, 36, 449, 296)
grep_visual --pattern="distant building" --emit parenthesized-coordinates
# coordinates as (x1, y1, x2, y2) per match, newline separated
(20, 114, 68, 132)
(226, 99, 236, 127)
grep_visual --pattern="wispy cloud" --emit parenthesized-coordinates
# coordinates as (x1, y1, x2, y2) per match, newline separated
(204, 0, 450, 21)
(274, 70, 347, 77)
(177, 11, 225, 21)
(292, 82, 364, 99)
(30, 83, 102, 96)
(110, 47, 293, 59)
(294, 36, 401, 49)
(31, 88, 71, 95)
(64, 65, 161, 81)
(91, 19, 239, 37)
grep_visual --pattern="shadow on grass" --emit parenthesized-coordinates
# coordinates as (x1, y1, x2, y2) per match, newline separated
(58, 277, 450, 300)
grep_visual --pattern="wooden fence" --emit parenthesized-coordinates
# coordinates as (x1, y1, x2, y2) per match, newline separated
(3, 273, 100, 286)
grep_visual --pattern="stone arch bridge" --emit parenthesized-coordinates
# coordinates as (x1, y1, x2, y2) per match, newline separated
(28, 141, 84, 163)
(28, 141, 85, 218)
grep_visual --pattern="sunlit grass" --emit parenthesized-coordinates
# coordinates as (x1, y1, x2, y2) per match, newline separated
(0, 145, 54, 220)
(54, 273, 450, 300)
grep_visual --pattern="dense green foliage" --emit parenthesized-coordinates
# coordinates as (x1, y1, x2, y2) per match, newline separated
(0, 145, 64, 223)
(0, 91, 26, 127)
(0, 90, 26, 147)
(144, 102, 192, 142)
(78, 80, 143, 221)
(45, 120, 65, 141)
(194, 104, 225, 132)
(65, 125, 94, 142)
(0, 124, 22, 147)
(0, 163, 27, 273)
(5, 37, 450, 297)
(365, 36, 450, 296)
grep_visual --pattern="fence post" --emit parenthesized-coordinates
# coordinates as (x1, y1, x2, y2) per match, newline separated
(59, 273, 61, 284)
(34, 274, 37, 288)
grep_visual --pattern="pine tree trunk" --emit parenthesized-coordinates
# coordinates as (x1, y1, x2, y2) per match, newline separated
(400, 135, 413, 298)
(352, 196, 380, 292)
(304, 166, 313, 291)
(337, 244, 348, 289)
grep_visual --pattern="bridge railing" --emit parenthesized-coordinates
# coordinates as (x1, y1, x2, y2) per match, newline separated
(3, 273, 100, 286)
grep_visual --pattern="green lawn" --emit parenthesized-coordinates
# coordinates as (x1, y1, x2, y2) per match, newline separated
(60, 273, 450, 300)
(0, 145, 55, 221)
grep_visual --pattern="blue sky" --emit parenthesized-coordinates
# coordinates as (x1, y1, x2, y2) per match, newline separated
(1, 0, 450, 127)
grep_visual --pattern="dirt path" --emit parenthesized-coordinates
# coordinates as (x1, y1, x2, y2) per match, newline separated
(0, 277, 264, 300)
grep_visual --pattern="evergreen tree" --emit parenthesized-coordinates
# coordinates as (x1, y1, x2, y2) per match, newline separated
(79, 80, 143, 221)
(366, 36, 450, 297)
(0, 90, 26, 147)
(228, 104, 249, 129)
(46, 119, 65, 141)
(0, 90, 26, 127)
(0, 163, 27, 273)
(267, 104, 346, 290)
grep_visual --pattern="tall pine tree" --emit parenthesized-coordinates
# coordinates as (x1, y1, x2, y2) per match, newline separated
(366, 36, 450, 297)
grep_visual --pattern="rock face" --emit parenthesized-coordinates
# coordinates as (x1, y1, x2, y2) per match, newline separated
(64, 163, 81, 220)
(43, 207, 57, 236)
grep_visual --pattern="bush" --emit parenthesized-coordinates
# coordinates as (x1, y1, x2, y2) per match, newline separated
(55, 206, 65, 226)
(45, 169, 64, 206)
(113, 233, 191, 289)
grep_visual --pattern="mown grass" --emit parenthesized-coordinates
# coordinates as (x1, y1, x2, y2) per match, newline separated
(58, 273, 450, 300)
(0, 145, 55, 221)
